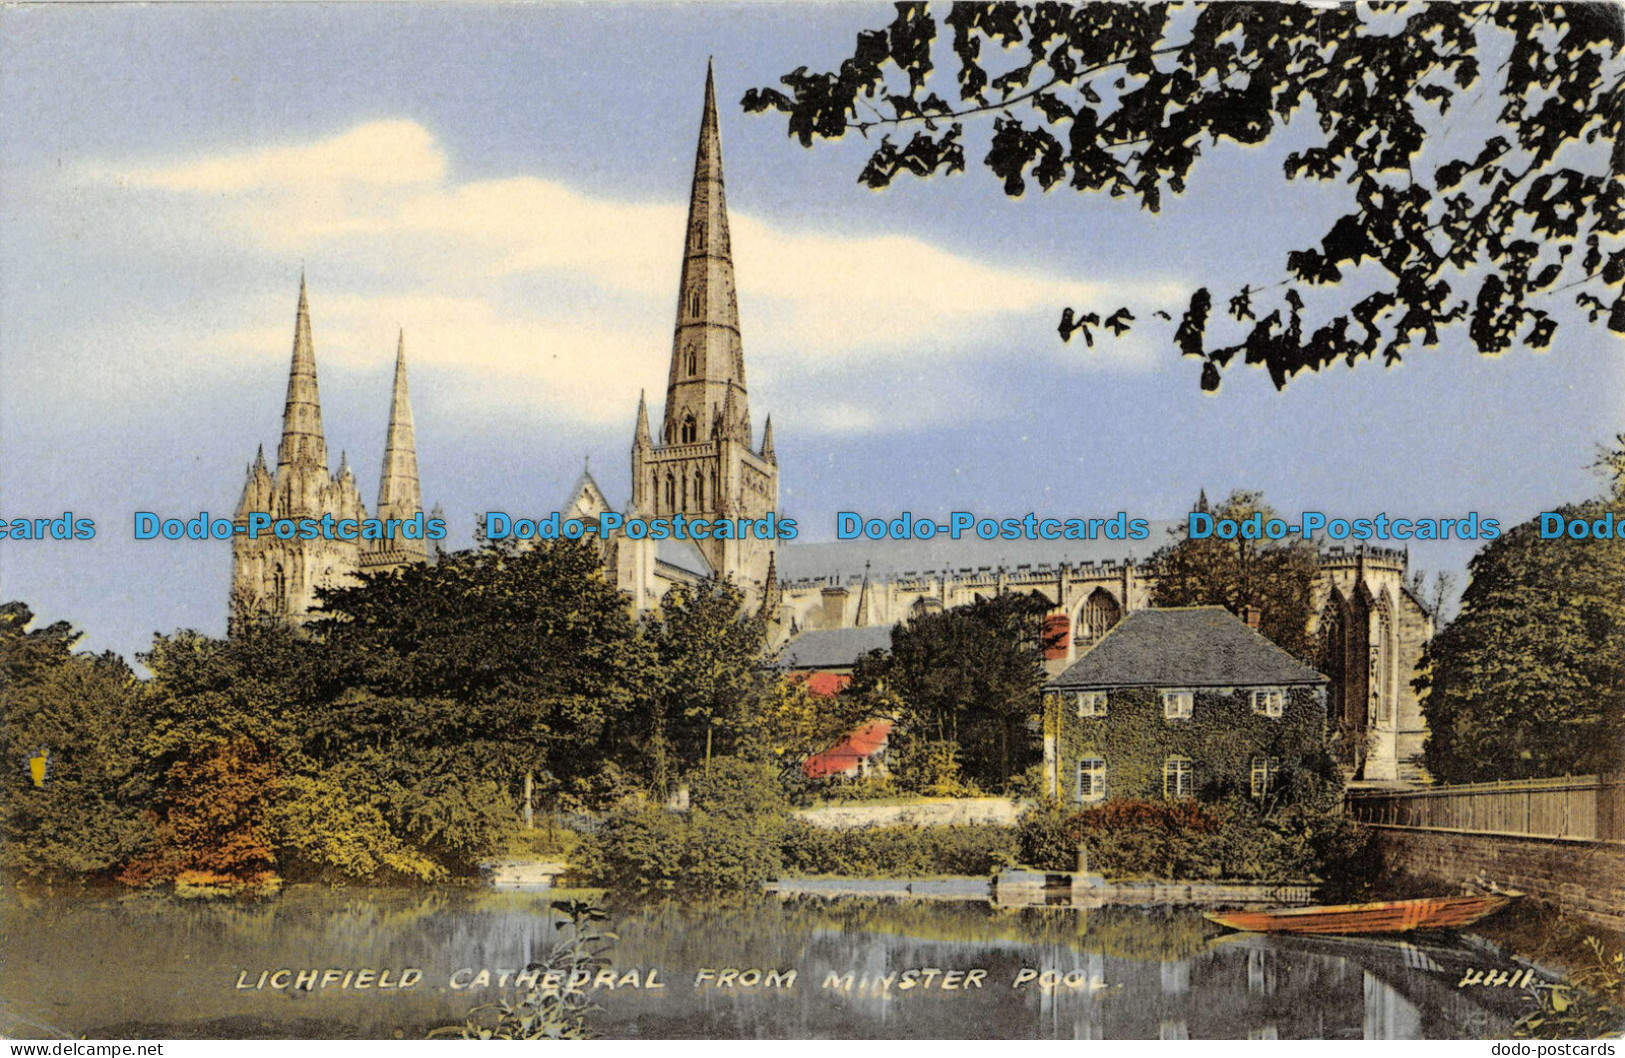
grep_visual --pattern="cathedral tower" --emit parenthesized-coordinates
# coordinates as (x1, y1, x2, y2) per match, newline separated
(230, 278, 368, 629)
(629, 63, 779, 604)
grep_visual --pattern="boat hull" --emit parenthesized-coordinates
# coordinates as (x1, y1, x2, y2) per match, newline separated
(1203, 894, 1515, 935)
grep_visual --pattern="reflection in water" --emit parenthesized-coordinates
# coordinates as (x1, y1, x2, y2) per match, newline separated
(0, 887, 1574, 1039)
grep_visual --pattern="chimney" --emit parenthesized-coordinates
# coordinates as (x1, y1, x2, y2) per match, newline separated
(1241, 605, 1261, 630)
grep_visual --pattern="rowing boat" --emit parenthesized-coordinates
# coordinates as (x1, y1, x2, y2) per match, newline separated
(1203, 894, 1516, 935)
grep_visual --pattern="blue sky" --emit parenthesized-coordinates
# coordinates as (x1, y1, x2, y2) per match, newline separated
(1, 2, 1620, 662)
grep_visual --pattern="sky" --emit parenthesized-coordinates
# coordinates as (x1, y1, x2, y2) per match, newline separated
(1, 2, 1621, 662)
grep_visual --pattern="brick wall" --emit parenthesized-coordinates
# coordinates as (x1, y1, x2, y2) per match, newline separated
(1371, 825, 1625, 930)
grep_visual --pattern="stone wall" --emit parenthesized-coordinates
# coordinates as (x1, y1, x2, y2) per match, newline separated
(1371, 825, 1625, 930)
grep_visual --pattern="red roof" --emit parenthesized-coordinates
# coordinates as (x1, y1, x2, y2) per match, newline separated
(796, 671, 850, 697)
(802, 719, 893, 780)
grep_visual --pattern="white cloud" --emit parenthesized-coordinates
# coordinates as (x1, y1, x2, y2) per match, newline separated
(99, 120, 1177, 432)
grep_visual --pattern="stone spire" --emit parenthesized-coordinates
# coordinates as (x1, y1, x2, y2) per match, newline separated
(634, 389, 652, 449)
(760, 414, 776, 464)
(376, 332, 422, 514)
(855, 561, 873, 628)
(758, 549, 782, 622)
(370, 333, 429, 572)
(664, 60, 747, 445)
(277, 274, 328, 471)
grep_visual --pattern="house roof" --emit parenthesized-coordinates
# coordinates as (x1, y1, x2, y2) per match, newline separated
(803, 719, 893, 779)
(1047, 606, 1326, 690)
(775, 624, 896, 671)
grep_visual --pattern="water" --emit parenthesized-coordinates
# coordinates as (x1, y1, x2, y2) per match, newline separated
(0, 886, 1575, 1039)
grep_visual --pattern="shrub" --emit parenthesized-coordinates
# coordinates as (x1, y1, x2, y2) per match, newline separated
(1015, 798, 1359, 881)
(579, 758, 793, 893)
(781, 820, 1017, 877)
(577, 800, 688, 890)
(267, 772, 444, 883)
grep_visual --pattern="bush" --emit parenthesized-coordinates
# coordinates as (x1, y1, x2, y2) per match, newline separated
(268, 773, 444, 883)
(781, 820, 1017, 877)
(1015, 798, 1362, 881)
(578, 757, 792, 893)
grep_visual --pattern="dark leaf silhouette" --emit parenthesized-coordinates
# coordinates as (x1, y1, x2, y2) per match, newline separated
(746, 2, 1625, 392)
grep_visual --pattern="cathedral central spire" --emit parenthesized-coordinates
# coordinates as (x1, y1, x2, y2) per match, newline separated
(277, 274, 328, 470)
(665, 60, 748, 447)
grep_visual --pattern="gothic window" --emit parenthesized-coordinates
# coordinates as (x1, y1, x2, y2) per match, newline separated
(695, 471, 704, 509)
(685, 347, 697, 375)
(665, 474, 675, 511)
(1077, 757, 1106, 803)
(1371, 600, 1394, 726)
(689, 290, 701, 319)
(272, 564, 287, 613)
(681, 473, 689, 511)
(1078, 588, 1122, 642)
(681, 414, 697, 444)
(650, 471, 659, 513)
(1163, 757, 1194, 800)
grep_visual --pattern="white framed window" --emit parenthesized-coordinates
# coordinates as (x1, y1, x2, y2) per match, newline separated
(1077, 757, 1106, 802)
(1251, 756, 1279, 799)
(1163, 757, 1194, 800)
(1251, 688, 1285, 718)
(1162, 690, 1193, 720)
(1076, 691, 1108, 717)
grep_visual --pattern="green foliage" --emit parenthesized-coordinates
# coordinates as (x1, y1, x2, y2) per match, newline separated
(1420, 498, 1625, 782)
(1055, 684, 1334, 805)
(743, 677, 876, 785)
(430, 899, 616, 1040)
(266, 772, 444, 883)
(1016, 798, 1373, 884)
(315, 539, 646, 802)
(1150, 490, 1320, 660)
(852, 592, 1049, 791)
(780, 820, 1016, 877)
(635, 579, 772, 789)
(747, 3, 1625, 390)
(579, 758, 790, 894)
(0, 603, 155, 878)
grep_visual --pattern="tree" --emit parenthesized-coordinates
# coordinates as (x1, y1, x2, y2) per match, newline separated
(1150, 490, 1320, 659)
(0, 602, 154, 878)
(636, 578, 773, 790)
(314, 539, 646, 817)
(1419, 496, 1625, 782)
(745, 2, 1625, 390)
(852, 591, 1053, 790)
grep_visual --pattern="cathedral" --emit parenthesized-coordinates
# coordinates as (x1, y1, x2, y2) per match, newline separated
(227, 65, 1431, 783)
(228, 279, 430, 631)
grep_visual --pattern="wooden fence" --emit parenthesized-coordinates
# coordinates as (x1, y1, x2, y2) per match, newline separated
(1346, 774, 1625, 844)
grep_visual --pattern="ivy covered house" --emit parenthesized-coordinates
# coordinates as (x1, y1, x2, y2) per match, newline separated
(1041, 607, 1330, 805)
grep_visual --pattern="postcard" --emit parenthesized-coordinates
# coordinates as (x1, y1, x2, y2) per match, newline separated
(1, 0, 1622, 1046)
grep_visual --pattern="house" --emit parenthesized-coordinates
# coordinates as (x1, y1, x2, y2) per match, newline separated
(802, 719, 893, 780)
(1041, 607, 1329, 804)
(775, 624, 895, 696)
